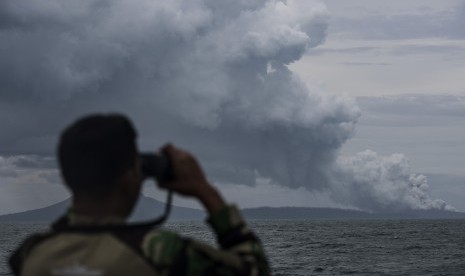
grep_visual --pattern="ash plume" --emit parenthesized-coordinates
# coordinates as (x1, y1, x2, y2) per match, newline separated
(0, 0, 454, 212)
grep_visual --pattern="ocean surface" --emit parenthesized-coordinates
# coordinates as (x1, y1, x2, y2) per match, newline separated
(1, 220, 464, 275)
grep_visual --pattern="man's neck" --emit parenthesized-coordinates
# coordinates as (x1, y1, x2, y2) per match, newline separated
(71, 197, 129, 220)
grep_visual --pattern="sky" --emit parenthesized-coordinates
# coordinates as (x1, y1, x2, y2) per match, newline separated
(290, 0, 465, 210)
(0, 0, 464, 214)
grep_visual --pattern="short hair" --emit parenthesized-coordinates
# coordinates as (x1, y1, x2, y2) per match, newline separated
(58, 114, 138, 199)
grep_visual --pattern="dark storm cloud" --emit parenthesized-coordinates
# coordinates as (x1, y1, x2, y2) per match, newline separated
(0, 0, 453, 212)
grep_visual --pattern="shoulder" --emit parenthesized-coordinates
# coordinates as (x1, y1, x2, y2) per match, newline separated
(142, 230, 187, 267)
(9, 231, 55, 275)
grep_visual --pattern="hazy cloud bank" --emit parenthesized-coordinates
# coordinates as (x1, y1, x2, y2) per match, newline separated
(358, 94, 465, 117)
(0, 155, 65, 214)
(329, 2, 465, 40)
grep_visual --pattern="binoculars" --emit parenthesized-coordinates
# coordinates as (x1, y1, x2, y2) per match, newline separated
(140, 153, 173, 183)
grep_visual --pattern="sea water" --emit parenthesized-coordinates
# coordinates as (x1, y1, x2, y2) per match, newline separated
(1, 220, 464, 275)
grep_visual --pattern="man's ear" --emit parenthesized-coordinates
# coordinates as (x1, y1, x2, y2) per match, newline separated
(120, 166, 141, 189)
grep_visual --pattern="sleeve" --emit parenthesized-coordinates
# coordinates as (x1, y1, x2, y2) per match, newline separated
(142, 205, 271, 276)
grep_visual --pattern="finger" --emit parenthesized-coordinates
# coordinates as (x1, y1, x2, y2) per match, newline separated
(161, 143, 174, 154)
(166, 145, 193, 163)
(162, 144, 181, 162)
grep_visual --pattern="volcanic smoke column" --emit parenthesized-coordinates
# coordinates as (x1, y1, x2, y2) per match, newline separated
(0, 0, 454, 211)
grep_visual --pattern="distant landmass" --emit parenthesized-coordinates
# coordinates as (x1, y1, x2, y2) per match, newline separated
(0, 196, 464, 223)
(0, 196, 206, 223)
(242, 206, 465, 220)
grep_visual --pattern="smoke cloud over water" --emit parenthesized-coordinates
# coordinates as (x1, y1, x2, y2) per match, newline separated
(333, 151, 455, 212)
(0, 0, 454, 212)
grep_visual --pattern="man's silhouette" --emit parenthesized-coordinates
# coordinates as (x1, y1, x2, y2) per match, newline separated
(10, 114, 270, 276)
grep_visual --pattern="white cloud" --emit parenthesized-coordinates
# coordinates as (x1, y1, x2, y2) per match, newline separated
(332, 150, 455, 212)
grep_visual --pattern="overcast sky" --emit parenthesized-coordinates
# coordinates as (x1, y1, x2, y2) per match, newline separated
(0, 0, 464, 214)
(290, 0, 465, 210)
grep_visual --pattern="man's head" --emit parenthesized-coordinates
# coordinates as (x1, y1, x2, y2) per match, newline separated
(58, 114, 140, 203)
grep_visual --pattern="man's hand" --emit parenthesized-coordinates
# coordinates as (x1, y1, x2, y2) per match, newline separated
(161, 144, 226, 216)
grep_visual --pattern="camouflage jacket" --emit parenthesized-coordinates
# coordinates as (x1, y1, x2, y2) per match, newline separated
(9, 205, 271, 276)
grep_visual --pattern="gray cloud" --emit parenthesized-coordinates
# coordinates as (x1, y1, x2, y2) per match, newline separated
(339, 62, 391, 67)
(0, 155, 58, 178)
(426, 174, 465, 211)
(388, 44, 465, 56)
(11, 155, 57, 171)
(330, 3, 465, 40)
(308, 44, 465, 58)
(342, 94, 465, 183)
(357, 94, 465, 118)
(0, 0, 453, 212)
(0, 155, 64, 214)
(309, 46, 378, 56)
